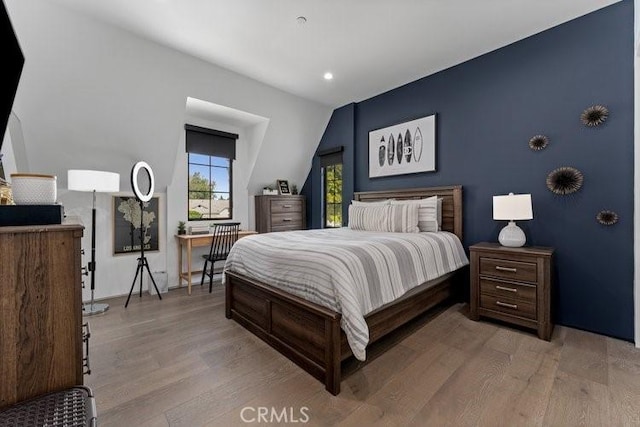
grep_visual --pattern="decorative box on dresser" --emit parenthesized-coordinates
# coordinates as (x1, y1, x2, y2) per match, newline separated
(0, 223, 85, 409)
(255, 195, 306, 233)
(469, 242, 555, 340)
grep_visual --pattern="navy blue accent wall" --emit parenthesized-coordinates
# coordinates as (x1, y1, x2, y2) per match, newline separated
(304, 1, 635, 341)
(301, 103, 355, 229)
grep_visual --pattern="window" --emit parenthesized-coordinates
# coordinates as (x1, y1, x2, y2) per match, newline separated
(323, 163, 343, 227)
(319, 146, 344, 228)
(185, 124, 238, 221)
(188, 153, 232, 220)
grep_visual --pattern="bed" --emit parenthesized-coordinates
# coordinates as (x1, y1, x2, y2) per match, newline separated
(224, 185, 466, 395)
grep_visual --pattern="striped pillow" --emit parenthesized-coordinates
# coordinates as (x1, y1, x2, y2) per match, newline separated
(391, 196, 439, 232)
(348, 204, 419, 233)
(386, 203, 420, 233)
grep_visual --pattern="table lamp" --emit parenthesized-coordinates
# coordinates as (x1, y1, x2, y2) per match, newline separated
(493, 193, 533, 247)
(68, 169, 120, 315)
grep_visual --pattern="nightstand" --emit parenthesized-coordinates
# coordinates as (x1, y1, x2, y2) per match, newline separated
(469, 242, 555, 340)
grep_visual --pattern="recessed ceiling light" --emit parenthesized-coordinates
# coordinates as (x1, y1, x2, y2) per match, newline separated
(324, 72, 333, 80)
(296, 16, 307, 25)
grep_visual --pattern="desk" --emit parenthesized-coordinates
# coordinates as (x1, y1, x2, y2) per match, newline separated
(176, 230, 258, 295)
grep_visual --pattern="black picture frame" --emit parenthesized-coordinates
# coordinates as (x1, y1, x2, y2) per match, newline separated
(277, 179, 290, 195)
(113, 195, 160, 254)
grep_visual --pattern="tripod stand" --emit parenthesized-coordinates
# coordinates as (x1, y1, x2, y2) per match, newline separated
(125, 199, 162, 307)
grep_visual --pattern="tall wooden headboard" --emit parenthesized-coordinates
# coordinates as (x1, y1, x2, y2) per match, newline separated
(353, 185, 463, 241)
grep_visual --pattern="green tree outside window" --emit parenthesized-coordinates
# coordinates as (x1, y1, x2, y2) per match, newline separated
(324, 164, 343, 227)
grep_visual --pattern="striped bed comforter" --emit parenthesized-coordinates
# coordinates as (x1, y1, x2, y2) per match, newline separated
(223, 228, 468, 361)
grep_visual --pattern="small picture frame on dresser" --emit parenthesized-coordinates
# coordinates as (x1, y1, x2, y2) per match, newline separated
(277, 180, 290, 195)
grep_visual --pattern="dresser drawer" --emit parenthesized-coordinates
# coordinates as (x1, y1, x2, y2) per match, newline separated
(270, 213, 302, 231)
(271, 199, 303, 214)
(480, 294, 536, 320)
(479, 278, 536, 302)
(256, 195, 306, 233)
(271, 223, 303, 232)
(479, 257, 537, 282)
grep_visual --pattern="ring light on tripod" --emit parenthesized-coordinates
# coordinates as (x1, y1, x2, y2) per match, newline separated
(131, 160, 155, 202)
(125, 160, 162, 308)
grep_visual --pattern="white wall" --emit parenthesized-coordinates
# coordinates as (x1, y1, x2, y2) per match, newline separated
(166, 113, 252, 288)
(2, 113, 29, 174)
(59, 189, 167, 300)
(6, 0, 331, 300)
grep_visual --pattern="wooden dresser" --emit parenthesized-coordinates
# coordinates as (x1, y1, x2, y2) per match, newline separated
(255, 195, 306, 233)
(469, 242, 555, 340)
(0, 224, 84, 409)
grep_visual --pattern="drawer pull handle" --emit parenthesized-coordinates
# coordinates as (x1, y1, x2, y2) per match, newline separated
(83, 322, 91, 375)
(495, 266, 517, 273)
(282, 218, 292, 222)
(496, 301, 518, 309)
(282, 205, 292, 208)
(496, 285, 517, 293)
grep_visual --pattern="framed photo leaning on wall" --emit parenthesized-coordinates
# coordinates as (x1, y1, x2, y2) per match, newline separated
(277, 179, 291, 195)
(113, 195, 160, 254)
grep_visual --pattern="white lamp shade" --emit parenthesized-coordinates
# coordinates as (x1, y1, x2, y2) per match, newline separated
(493, 193, 533, 221)
(68, 170, 120, 193)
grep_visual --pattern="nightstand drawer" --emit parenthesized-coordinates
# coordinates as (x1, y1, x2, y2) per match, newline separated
(271, 199, 303, 213)
(479, 257, 537, 282)
(479, 278, 536, 302)
(480, 294, 536, 320)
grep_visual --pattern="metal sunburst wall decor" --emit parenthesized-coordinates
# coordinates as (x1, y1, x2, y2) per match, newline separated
(546, 166, 584, 195)
(596, 210, 619, 226)
(529, 135, 549, 151)
(581, 105, 608, 127)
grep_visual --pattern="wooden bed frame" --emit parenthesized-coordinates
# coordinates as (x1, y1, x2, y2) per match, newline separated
(225, 185, 464, 395)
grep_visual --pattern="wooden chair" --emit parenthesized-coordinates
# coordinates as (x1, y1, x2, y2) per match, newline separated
(200, 222, 240, 292)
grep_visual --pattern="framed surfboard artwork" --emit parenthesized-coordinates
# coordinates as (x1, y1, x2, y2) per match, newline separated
(368, 114, 436, 178)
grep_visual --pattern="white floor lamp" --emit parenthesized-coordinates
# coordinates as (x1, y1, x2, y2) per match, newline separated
(68, 169, 120, 315)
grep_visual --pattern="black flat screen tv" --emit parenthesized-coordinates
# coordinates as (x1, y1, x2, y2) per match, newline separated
(0, 0, 24, 149)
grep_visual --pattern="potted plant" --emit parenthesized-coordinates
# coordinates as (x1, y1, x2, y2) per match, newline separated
(177, 221, 186, 235)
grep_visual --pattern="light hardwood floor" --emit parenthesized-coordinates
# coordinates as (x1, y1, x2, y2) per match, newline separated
(85, 285, 640, 427)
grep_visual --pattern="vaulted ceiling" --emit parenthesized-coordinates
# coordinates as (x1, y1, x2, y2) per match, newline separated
(50, 0, 621, 107)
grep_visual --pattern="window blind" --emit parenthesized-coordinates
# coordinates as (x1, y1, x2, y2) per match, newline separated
(185, 124, 238, 159)
(318, 146, 344, 167)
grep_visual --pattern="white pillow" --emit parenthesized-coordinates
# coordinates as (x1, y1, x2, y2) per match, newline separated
(391, 196, 439, 232)
(348, 204, 419, 233)
(351, 199, 391, 206)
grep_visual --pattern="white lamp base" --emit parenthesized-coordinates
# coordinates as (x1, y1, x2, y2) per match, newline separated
(83, 302, 109, 316)
(498, 221, 526, 247)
